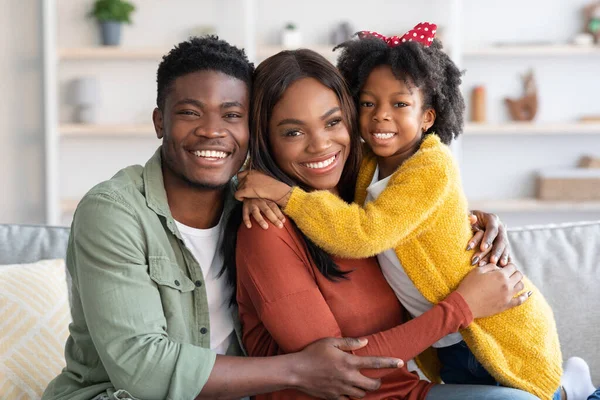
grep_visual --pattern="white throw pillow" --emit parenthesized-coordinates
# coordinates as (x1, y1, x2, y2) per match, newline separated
(0, 259, 70, 399)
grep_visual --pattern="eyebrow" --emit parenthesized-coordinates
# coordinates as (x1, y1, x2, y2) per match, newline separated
(222, 101, 245, 109)
(175, 98, 204, 108)
(361, 90, 412, 96)
(276, 107, 341, 127)
(173, 99, 245, 109)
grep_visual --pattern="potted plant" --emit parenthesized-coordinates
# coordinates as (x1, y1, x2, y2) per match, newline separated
(282, 23, 302, 49)
(89, 0, 136, 46)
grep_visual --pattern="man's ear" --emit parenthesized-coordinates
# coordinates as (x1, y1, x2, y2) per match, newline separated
(422, 108, 436, 132)
(153, 107, 164, 139)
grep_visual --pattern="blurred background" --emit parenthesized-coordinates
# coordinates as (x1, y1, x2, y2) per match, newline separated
(1, 0, 599, 227)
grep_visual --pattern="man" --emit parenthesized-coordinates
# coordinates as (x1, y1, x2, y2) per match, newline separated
(42, 36, 404, 400)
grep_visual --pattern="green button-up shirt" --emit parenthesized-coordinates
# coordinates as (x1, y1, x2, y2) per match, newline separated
(43, 148, 244, 400)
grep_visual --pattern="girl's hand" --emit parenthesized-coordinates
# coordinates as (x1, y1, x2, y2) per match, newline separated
(243, 198, 286, 230)
(235, 170, 293, 207)
(455, 262, 531, 319)
(467, 210, 511, 267)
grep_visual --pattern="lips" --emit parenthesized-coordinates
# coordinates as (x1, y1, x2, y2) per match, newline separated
(372, 132, 396, 139)
(301, 151, 340, 171)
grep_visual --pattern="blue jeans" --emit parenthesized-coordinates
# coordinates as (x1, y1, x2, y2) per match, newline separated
(426, 384, 539, 400)
(588, 388, 600, 400)
(437, 341, 562, 400)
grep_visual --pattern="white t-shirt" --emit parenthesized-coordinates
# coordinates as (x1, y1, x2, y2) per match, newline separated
(175, 218, 235, 355)
(365, 166, 463, 348)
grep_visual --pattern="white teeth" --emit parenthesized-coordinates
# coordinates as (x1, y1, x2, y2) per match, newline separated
(304, 155, 336, 169)
(193, 150, 228, 159)
(373, 132, 395, 139)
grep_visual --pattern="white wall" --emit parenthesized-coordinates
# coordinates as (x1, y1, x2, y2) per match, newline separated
(1, 0, 599, 226)
(0, 0, 45, 224)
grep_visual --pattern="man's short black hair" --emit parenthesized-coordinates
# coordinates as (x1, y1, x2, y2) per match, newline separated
(156, 35, 254, 110)
(335, 38, 465, 144)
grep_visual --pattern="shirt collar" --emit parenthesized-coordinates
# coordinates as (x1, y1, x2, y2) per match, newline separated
(142, 146, 238, 238)
(366, 165, 393, 202)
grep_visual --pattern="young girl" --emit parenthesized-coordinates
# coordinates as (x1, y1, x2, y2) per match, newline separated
(235, 23, 564, 399)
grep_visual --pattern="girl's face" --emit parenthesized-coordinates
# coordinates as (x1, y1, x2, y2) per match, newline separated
(358, 65, 435, 158)
(268, 77, 350, 192)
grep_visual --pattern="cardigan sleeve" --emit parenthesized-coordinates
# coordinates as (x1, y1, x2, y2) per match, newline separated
(235, 223, 472, 379)
(283, 142, 457, 258)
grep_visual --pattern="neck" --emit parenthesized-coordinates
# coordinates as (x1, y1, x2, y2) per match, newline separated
(162, 167, 226, 229)
(377, 139, 422, 179)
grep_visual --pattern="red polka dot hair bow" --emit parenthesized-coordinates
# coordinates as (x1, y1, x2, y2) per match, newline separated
(358, 22, 437, 48)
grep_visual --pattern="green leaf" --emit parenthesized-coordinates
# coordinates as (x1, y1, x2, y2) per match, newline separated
(89, 0, 136, 24)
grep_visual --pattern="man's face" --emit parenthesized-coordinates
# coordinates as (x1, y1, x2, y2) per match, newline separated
(153, 70, 249, 190)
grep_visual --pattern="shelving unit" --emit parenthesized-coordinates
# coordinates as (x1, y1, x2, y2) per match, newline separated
(58, 47, 167, 61)
(60, 124, 155, 137)
(464, 44, 600, 57)
(43, 0, 599, 226)
(464, 122, 600, 135)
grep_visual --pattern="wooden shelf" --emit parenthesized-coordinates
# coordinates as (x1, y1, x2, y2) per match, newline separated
(464, 45, 600, 57)
(257, 44, 336, 59)
(58, 47, 167, 61)
(60, 124, 155, 137)
(469, 198, 600, 212)
(464, 122, 600, 135)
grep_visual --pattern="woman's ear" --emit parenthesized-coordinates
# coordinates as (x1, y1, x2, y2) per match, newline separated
(422, 108, 436, 132)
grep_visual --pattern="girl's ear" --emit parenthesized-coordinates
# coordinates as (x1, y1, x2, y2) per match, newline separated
(422, 108, 436, 132)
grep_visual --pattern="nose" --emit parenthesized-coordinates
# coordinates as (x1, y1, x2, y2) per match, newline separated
(373, 104, 392, 122)
(194, 114, 226, 138)
(307, 129, 332, 154)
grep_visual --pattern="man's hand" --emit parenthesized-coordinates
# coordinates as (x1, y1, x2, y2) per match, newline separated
(291, 337, 403, 399)
(467, 210, 511, 267)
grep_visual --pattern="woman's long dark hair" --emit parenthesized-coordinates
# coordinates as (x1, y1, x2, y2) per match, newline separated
(221, 49, 363, 300)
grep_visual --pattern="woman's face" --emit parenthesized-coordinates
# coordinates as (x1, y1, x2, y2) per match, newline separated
(268, 77, 350, 192)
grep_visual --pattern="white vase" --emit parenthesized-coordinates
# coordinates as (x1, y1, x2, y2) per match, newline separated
(71, 77, 99, 124)
(282, 30, 302, 49)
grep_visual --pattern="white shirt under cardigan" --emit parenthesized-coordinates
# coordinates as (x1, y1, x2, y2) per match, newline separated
(175, 218, 235, 355)
(365, 166, 463, 348)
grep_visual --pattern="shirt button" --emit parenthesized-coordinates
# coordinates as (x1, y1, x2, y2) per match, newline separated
(195, 280, 202, 287)
(174, 280, 180, 286)
(200, 327, 208, 334)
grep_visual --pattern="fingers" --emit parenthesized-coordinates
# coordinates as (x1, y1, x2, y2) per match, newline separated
(467, 230, 484, 252)
(489, 224, 508, 264)
(507, 290, 532, 309)
(480, 218, 499, 252)
(477, 262, 499, 273)
(353, 355, 403, 370)
(499, 247, 511, 267)
(468, 213, 478, 226)
(507, 269, 523, 288)
(256, 200, 285, 228)
(501, 262, 517, 277)
(514, 280, 525, 292)
(268, 201, 286, 225)
(237, 170, 249, 180)
(242, 202, 252, 229)
(339, 385, 367, 399)
(251, 206, 269, 230)
(333, 337, 369, 351)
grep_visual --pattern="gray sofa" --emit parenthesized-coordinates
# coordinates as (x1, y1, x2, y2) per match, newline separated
(1, 221, 599, 387)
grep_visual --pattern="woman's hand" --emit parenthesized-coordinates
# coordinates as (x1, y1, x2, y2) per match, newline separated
(455, 262, 531, 319)
(243, 198, 286, 230)
(236, 170, 293, 207)
(467, 210, 511, 267)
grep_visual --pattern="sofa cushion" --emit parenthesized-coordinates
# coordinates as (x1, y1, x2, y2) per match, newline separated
(0, 259, 70, 399)
(0, 224, 69, 265)
(508, 221, 600, 386)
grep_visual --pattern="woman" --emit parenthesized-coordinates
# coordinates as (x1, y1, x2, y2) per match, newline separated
(225, 49, 536, 400)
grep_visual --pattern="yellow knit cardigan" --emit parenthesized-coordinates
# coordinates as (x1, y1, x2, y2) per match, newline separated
(284, 135, 562, 399)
